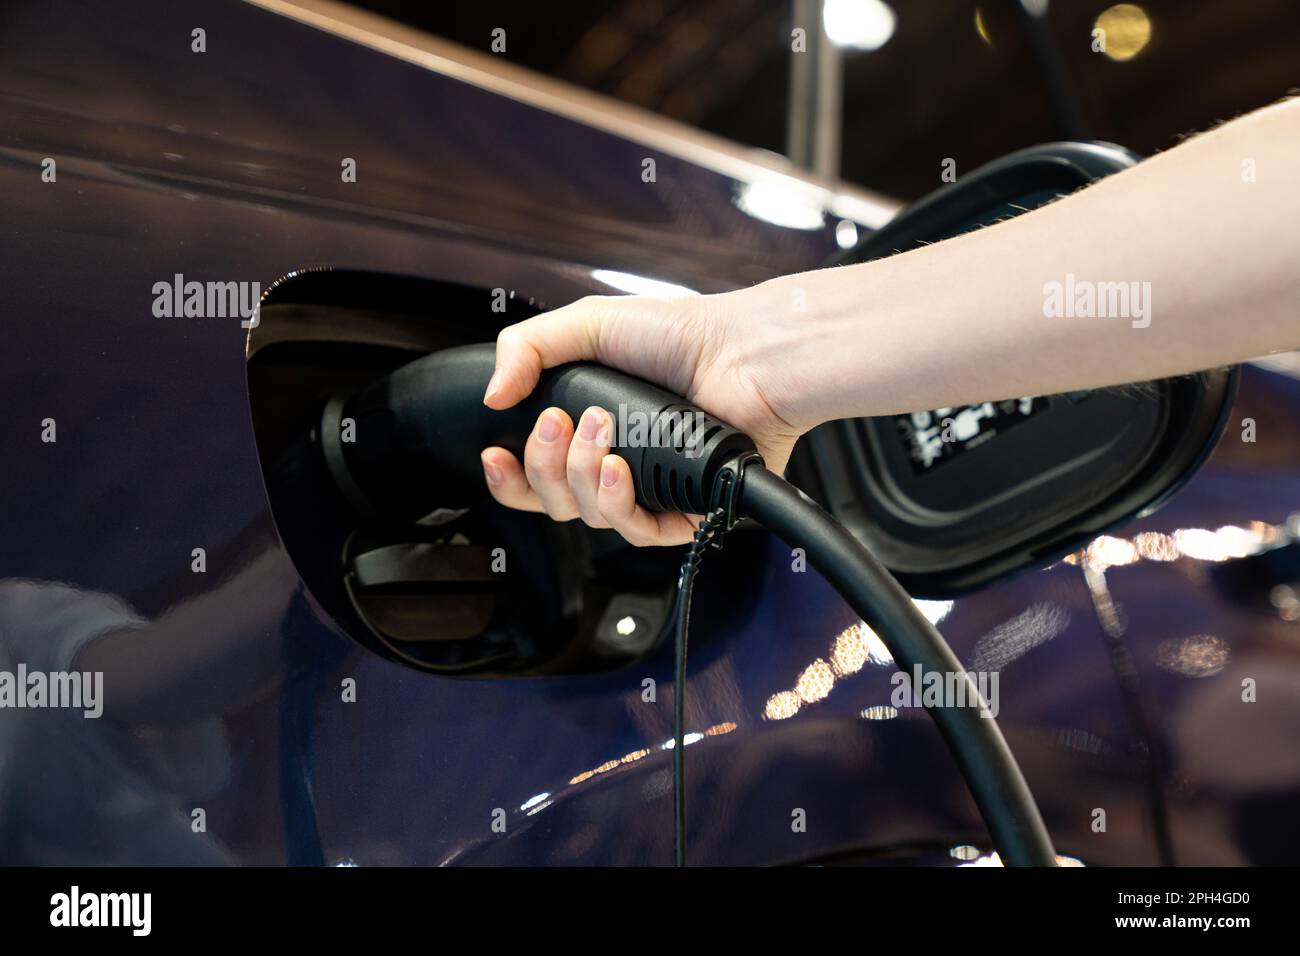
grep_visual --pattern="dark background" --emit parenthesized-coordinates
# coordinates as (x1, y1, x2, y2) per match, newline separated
(349, 0, 1300, 200)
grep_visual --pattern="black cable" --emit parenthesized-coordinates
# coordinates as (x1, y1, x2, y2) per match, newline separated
(738, 466, 1057, 867)
(671, 507, 727, 868)
(330, 343, 1055, 866)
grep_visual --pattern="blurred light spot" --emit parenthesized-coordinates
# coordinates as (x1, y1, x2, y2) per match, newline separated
(961, 849, 1084, 867)
(823, 0, 896, 51)
(764, 621, 895, 722)
(1020, 0, 1049, 17)
(835, 219, 859, 248)
(795, 658, 836, 703)
(573, 23, 631, 74)
(1095, 4, 1152, 61)
(615, 615, 637, 636)
(831, 624, 869, 675)
(591, 269, 697, 298)
(735, 179, 827, 230)
(860, 623, 895, 664)
(1270, 585, 1300, 622)
(1054, 726, 1109, 755)
(704, 722, 737, 736)
(1249, 520, 1283, 549)
(914, 598, 955, 626)
(959, 851, 1004, 867)
(1173, 526, 1263, 562)
(764, 690, 802, 721)
(1086, 534, 1139, 572)
(1155, 634, 1229, 678)
(861, 705, 899, 720)
(520, 792, 550, 811)
(950, 844, 981, 861)
(970, 603, 1070, 672)
(1133, 531, 1179, 562)
(1216, 525, 1262, 556)
(567, 744, 659, 784)
(974, 7, 992, 46)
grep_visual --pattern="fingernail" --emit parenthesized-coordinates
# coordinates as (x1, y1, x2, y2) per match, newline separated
(538, 411, 562, 443)
(579, 409, 602, 442)
(600, 458, 619, 487)
(483, 367, 504, 404)
(482, 459, 502, 485)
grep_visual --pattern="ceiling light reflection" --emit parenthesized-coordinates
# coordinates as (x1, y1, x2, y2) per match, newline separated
(914, 599, 954, 626)
(764, 690, 802, 721)
(1064, 522, 1281, 571)
(795, 658, 836, 703)
(1154, 634, 1229, 678)
(1085, 535, 1139, 572)
(1173, 526, 1264, 562)
(591, 269, 698, 298)
(1132, 531, 1179, 562)
(565, 724, 737, 787)
(960, 850, 1085, 867)
(861, 705, 899, 720)
(735, 178, 828, 230)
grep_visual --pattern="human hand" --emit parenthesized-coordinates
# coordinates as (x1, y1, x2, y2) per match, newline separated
(479, 290, 809, 545)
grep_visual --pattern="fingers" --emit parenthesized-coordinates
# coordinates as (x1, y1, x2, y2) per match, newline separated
(478, 407, 581, 518)
(484, 302, 603, 409)
(523, 408, 580, 520)
(480, 447, 542, 512)
(481, 405, 699, 546)
(566, 407, 613, 528)
(595, 455, 698, 547)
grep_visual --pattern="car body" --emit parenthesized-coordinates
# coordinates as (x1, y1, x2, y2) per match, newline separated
(1, 0, 1297, 866)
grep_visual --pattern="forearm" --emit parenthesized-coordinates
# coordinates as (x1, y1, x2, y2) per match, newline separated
(78, 547, 297, 724)
(735, 98, 1300, 425)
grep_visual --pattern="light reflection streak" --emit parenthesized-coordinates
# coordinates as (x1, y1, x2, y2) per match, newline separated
(959, 850, 1085, 867)
(763, 618, 903, 721)
(565, 723, 738, 787)
(1058, 521, 1286, 572)
(1154, 634, 1229, 678)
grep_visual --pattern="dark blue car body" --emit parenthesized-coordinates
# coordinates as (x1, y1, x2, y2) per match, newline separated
(1, 0, 1298, 866)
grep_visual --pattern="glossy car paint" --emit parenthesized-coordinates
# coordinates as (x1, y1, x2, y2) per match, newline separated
(1, 0, 1297, 865)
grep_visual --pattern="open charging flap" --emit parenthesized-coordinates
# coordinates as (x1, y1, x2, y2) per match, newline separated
(785, 142, 1237, 597)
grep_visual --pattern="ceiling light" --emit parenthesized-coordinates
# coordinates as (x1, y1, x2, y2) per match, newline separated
(823, 0, 896, 51)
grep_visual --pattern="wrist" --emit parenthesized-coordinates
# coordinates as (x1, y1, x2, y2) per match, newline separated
(733, 267, 875, 426)
(708, 274, 841, 432)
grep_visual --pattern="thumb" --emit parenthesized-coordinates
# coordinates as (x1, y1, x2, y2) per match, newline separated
(483, 300, 603, 409)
